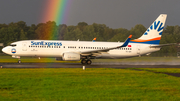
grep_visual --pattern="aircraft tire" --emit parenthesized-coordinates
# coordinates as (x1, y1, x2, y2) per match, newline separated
(86, 59, 92, 65)
(81, 59, 86, 64)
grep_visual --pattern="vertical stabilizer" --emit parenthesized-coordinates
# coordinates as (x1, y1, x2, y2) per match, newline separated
(130, 14, 167, 45)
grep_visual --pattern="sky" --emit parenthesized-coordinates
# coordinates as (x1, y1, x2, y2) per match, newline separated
(0, 0, 180, 29)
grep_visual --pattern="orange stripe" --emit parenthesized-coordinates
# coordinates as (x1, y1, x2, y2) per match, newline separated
(130, 37, 161, 42)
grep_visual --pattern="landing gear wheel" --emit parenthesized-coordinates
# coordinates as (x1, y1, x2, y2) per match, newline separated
(18, 60, 21, 64)
(81, 59, 86, 64)
(86, 59, 92, 65)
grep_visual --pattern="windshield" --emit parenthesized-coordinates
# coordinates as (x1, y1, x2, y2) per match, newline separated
(10, 44, 16, 47)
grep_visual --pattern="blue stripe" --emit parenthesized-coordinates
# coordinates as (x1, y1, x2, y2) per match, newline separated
(130, 40, 160, 45)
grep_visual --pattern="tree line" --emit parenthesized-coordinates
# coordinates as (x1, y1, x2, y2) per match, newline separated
(0, 21, 179, 56)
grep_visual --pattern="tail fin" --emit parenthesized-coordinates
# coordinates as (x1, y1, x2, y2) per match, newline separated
(130, 14, 167, 45)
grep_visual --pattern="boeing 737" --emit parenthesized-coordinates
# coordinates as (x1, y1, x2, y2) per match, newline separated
(2, 14, 167, 64)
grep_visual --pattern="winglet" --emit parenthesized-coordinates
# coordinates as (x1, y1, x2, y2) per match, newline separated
(121, 35, 132, 47)
(92, 37, 96, 42)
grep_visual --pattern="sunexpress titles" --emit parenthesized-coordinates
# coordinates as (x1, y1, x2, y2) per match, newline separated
(31, 41, 62, 47)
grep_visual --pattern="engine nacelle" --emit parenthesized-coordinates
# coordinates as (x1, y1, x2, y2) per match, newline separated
(62, 52, 80, 61)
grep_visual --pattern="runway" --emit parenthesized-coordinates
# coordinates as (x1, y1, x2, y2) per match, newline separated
(1, 62, 180, 68)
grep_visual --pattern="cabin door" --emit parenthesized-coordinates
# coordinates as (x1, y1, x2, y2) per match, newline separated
(137, 45, 140, 56)
(22, 42, 27, 51)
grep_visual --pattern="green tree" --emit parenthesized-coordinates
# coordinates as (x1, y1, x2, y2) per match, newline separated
(57, 24, 67, 40)
(64, 26, 77, 40)
(108, 28, 129, 42)
(20, 29, 27, 40)
(77, 22, 88, 31)
(82, 25, 97, 41)
(27, 24, 37, 40)
(129, 24, 146, 39)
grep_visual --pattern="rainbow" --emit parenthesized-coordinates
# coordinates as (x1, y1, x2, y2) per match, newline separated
(41, 0, 71, 40)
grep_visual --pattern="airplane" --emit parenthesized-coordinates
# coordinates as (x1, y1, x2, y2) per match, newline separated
(2, 14, 168, 65)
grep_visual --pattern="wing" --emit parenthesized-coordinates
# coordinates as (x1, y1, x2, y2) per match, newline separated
(80, 35, 132, 55)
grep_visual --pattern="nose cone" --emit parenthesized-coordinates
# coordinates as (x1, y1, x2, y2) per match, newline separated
(2, 47, 9, 54)
(2, 47, 6, 53)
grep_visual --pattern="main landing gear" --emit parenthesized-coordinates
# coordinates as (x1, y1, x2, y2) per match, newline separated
(81, 59, 92, 65)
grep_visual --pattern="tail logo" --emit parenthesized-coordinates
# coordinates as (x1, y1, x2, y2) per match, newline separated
(144, 21, 164, 35)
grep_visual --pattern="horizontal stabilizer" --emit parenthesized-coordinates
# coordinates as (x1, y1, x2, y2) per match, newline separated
(150, 43, 176, 48)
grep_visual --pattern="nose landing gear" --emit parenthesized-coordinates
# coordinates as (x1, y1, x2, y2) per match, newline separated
(18, 60, 21, 63)
(18, 57, 21, 63)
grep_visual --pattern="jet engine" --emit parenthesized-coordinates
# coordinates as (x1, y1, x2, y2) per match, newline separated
(62, 52, 80, 61)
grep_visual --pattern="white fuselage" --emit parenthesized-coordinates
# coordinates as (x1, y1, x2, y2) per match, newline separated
(2, 40, 160, 59)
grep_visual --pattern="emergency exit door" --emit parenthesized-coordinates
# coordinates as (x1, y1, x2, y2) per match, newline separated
(137, 45, 140, 55)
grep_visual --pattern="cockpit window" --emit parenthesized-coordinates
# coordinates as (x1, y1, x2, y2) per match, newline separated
(10, 44, 16, 47)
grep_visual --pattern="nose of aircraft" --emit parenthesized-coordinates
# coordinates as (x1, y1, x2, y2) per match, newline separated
(2, 47, 5, 53)
(2, 47, 8, 54)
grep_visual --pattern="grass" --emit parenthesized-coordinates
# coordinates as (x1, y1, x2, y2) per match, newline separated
(0, 68, 180, 100)
(133, 68, 180, 73)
